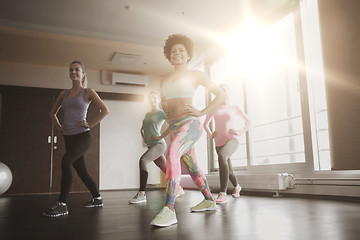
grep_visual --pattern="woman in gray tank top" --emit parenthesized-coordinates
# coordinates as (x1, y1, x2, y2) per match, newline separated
(43, 61, 109, 217)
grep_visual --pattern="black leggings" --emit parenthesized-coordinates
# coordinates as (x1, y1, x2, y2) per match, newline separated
(58, 131, 100, 203)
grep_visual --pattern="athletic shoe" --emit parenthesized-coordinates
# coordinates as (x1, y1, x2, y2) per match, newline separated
(215, 192, 227, 204)
(129, 192, 147, 204)
(150, 206, 178, 227)
(176, 187, 185, 198)
(190, 199, 217, 212)
(81, 197, 103, 208)
(43, 201, 69, 217)
(232, 185, 242, 198)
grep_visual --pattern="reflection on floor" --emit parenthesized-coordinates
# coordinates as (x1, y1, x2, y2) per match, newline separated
(0, 190, 359, 240)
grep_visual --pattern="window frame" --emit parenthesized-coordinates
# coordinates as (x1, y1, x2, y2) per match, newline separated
(205, 0, 316, 175)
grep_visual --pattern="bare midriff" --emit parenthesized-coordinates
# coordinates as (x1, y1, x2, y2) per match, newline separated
(166, 98, 193, 120)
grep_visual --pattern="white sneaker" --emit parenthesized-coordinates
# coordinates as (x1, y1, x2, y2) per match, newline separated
(129, 192, 147, 204)
(150, 206, 178, 227)
(176, 187, 185, 198)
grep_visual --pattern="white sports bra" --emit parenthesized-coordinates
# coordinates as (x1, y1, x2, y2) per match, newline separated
(162, 76, 195, 100)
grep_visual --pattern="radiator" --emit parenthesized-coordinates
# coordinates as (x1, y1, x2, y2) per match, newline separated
(181, 173, 295, 196)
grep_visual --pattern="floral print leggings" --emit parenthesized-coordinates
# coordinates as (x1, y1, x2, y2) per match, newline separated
(166, 116, 214, 204)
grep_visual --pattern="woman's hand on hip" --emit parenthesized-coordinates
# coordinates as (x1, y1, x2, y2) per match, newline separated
(151, 135, 162, 141)
(211, 131, 218, 139)
(182, 105, 203, 117)
(228, 129, 238, 136)
(77, 120, 90, 128)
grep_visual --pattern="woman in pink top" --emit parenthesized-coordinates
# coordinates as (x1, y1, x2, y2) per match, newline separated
(203, 84, 250, 203)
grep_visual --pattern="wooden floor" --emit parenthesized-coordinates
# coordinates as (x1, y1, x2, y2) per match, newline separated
(0, 190, 359, 240)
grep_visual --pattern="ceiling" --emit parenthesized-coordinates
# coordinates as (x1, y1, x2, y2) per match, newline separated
(0, 0, 247, 75)
(0, 0, 287, 75)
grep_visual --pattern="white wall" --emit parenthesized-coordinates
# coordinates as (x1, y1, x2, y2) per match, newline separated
(0, 62, 163, 190)
(100, 99, 162, 190)
(0, 62, 157, 95)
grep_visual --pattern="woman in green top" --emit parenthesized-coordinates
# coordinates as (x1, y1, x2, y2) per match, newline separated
(129, 91, 183, 203)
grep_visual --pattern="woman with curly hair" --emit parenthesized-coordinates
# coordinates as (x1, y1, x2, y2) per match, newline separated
(150, 34, 226, 227)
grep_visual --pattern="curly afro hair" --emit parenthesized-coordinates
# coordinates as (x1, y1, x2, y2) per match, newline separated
(163, 34, 194, 63)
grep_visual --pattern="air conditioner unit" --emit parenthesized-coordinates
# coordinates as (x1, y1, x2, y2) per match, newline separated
(111, 72, 149, 87)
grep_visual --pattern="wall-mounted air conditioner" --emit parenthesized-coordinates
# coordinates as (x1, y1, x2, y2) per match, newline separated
(111, 72, 149, 87)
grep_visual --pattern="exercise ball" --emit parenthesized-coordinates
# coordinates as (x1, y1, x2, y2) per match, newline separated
(0, 162, 12, 195)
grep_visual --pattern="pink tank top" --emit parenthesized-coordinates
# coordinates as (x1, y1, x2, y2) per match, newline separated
(203, 105, 251, 147)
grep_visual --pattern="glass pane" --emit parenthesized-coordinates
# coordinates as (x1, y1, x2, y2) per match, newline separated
(252, 119, 305, 165)
(300, 0, 331, 170)
(245, 13, 305, 166)
(210, 56, 248, 168)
